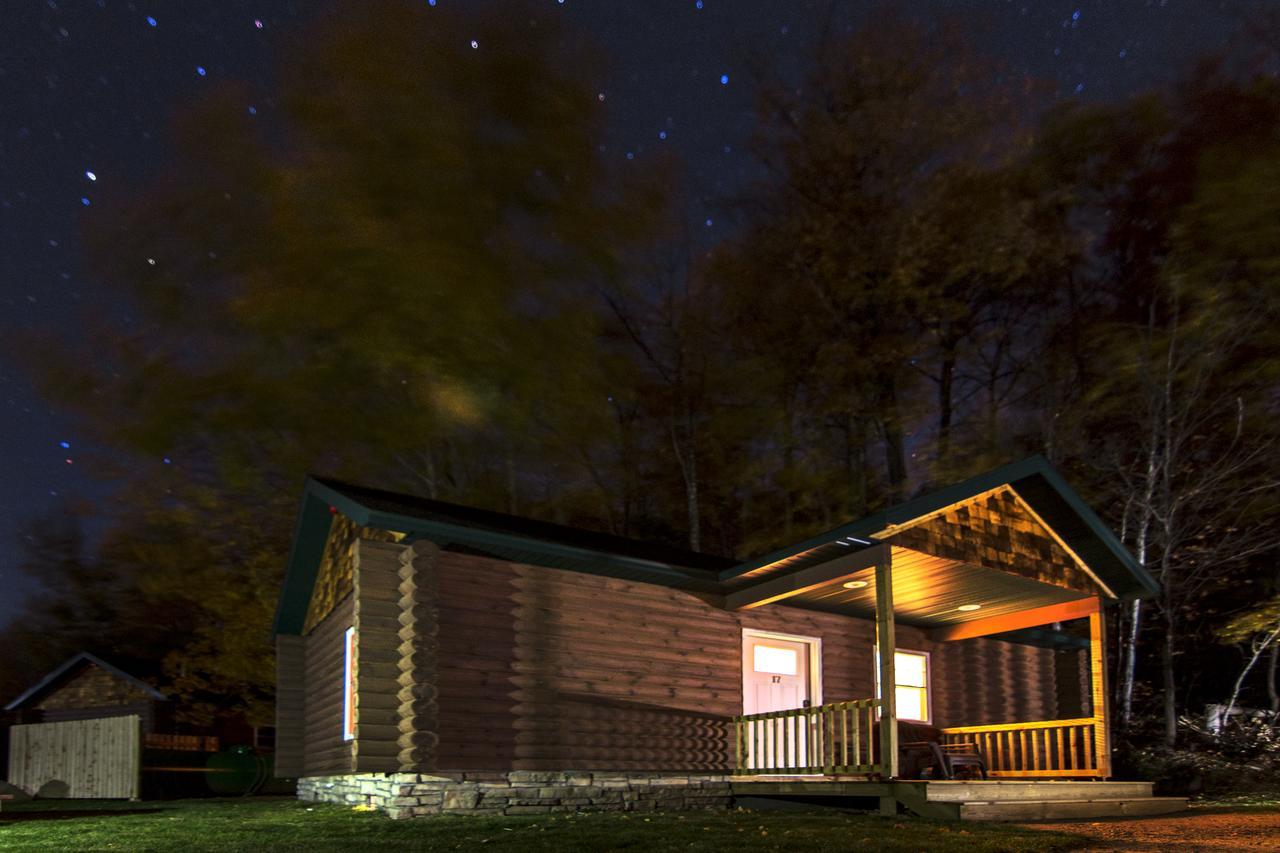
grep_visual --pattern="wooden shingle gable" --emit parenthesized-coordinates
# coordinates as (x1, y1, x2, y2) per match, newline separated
(879, 486, 1112, 598)
(302, 513, 405, 634)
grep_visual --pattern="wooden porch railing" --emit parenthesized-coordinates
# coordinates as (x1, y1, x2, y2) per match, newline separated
(939, 717, 1103, 778)
(733, 698, 882, 776)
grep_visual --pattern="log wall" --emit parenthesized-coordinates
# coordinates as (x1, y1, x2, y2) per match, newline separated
(352, 540, 403, 773)
(429, 551, 1069, 772)
(300, 593, 355, 776)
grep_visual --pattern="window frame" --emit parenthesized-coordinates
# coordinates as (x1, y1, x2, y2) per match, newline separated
(873, 647, 932, 724)
(342, 626, 356, 741)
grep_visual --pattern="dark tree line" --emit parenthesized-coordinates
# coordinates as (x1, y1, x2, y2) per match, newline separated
(2, 3, 1278, 747)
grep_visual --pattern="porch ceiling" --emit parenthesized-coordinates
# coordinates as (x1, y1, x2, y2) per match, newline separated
(782, 545, 1089, 629)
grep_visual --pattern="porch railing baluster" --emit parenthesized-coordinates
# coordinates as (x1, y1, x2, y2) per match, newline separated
(938, 717, 1107, 779)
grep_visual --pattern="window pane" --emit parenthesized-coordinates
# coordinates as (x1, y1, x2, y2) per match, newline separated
(753, 645, 798, 675)
(895, 651, 927, 688)
(896, 686, 926, 721)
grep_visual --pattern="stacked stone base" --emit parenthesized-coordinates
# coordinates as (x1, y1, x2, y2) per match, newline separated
(297, 771, 732, 819)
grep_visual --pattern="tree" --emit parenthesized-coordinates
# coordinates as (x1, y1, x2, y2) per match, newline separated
(1219, 596, 1280, 725)
(1037, 67, 1280, 743)
(6, 1, 670, 716)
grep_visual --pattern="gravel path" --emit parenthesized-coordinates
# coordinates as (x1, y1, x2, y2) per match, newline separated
(1020, 808, 1280, 851)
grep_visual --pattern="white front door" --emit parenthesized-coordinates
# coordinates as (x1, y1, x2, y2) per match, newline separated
(742, 631, 819, 771)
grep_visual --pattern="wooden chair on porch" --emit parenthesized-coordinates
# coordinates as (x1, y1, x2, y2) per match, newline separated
(898, 722, 987, 781)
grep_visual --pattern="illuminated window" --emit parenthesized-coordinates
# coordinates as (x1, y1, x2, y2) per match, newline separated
(874, 649, 930, 723)
(342, 627, 356, 741)
(753, 645, 798, 675)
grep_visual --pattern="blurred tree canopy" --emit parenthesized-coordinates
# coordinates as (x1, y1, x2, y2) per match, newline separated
(2, 7, 1278, 746)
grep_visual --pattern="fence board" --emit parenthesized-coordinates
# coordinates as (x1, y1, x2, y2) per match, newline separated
(7, 715, 140, 798)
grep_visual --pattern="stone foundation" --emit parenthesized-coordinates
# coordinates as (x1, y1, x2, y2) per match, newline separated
(297, 771, 733, 819)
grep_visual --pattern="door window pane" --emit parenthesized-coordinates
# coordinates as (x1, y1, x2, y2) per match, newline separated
(753, 645, 798, 675)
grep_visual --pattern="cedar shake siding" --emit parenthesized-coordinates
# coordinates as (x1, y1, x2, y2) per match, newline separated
(429, 550, 1071, 773)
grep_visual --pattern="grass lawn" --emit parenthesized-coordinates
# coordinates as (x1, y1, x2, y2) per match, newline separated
(0, 797, 1084, 853)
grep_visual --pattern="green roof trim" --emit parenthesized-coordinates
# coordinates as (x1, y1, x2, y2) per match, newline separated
(719, 455, 1160, 601)
(273, 456, 1159, 636)
(272, 476, 731, 636)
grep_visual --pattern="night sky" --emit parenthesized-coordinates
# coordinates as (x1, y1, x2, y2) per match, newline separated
(0, 0, 1250, 625)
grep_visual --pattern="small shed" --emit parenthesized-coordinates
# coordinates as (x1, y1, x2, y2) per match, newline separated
(3, 653, 172, 798)
(5, 652, 169, 731)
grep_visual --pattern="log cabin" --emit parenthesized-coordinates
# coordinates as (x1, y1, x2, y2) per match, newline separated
(272, 456, 1186, 820)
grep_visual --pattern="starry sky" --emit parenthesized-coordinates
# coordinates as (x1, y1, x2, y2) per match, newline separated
(0, 0, 1251, 626)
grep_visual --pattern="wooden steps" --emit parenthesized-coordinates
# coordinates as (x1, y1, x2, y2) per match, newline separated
(728, 778, 1189, 822)
(927, 780, 1187, 821)
(924, 780, 1155, 802)
(958, 796, 1188, 821)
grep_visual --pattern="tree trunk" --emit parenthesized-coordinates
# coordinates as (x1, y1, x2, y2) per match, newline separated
(879, 379, 907, 503)
(1120, 599, 1142, 731)
(671, 401, 701, 553)
(1269, 643, 1279, 713)
(843, 412, 868, 518)
(937, 349, 956, 465)
(1222, 627, 1280, 728)
(1162, 610, 1177, 748)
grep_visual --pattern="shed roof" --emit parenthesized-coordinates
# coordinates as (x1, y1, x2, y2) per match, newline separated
(4, 652, 167, 712)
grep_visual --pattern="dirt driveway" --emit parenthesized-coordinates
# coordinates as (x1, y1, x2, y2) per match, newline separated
(1020, 807, 1280, 851)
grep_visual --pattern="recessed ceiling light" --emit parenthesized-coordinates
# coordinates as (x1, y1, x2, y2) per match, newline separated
(957, 603, 982, 612)
(842, 580, 869, 590)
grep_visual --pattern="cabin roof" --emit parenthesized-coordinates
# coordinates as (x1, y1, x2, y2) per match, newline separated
(721, 455, 1160, 602)
(273, 455, 1159, 636)
(3, 651, 168, 712)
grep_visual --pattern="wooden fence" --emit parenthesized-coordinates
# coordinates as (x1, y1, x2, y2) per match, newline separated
(733, 698, 881, 775)
(938, 717, 1103, 778)
(8, 715, 141, 798)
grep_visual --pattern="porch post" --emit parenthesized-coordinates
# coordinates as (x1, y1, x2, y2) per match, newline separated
(1089, 599, 1112, 778)
(875, 546, 898, 779)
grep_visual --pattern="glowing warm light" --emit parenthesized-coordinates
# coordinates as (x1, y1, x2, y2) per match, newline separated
(842, 579, 869, 590)
(957, 603, 982, 612)
(753, 645, 797, 675)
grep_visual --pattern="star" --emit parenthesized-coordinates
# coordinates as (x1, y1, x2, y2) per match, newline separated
(196, 66, 207, 76)
(720, 74, 729, 85)
(146, 16, 157, 27)
(85, 170, 96, 181)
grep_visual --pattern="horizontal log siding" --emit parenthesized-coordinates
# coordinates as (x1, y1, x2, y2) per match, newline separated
(353, 540, 404, 773)
(301, 593, 354, 777)
(431, 552, 1065, 773)
(926, 633, 1067, 727)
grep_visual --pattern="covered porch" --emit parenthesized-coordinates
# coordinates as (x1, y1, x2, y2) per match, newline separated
(720, 472, 1145, 784)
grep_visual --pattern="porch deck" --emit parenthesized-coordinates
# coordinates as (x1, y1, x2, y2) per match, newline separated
(728, 778, 1188, 821)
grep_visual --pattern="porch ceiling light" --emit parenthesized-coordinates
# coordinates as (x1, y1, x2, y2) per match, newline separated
(842, 579, 869, 590)
(957, 603, 982, 612)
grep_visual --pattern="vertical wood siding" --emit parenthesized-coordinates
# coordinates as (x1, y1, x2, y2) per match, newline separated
(301, 594, 355, 776)
(430, 552, 1065, 772)
(8, 715, 140, 798)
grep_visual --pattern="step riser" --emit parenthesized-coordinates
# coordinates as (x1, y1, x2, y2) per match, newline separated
(927, 782, 1153, 802)
(959, 797, 1187, 822)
